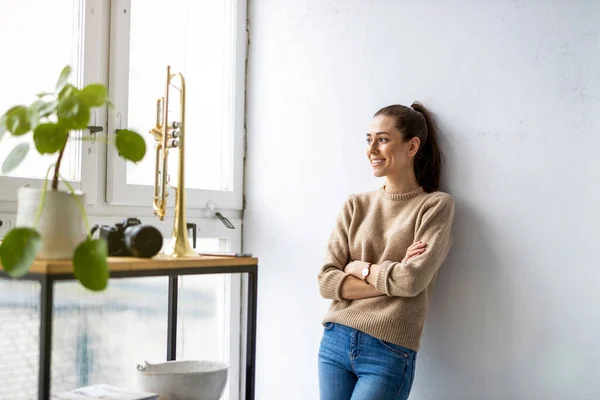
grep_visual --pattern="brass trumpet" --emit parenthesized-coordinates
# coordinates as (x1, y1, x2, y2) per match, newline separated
(150, 65, 198, 258)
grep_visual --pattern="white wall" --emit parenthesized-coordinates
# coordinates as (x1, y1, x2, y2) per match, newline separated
(244, 1, 600, 399)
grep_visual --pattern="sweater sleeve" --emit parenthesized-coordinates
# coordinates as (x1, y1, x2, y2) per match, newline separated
(317, 196, 354, 300)
(375, 193, 455, 298)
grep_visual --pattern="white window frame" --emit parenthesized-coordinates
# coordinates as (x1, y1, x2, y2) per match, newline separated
(0, 0, 106, 205)
(105, 0, 246, 211)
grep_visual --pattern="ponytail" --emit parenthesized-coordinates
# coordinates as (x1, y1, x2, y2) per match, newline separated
(410, 102, 441, 192)
(374, 102, 442, 192)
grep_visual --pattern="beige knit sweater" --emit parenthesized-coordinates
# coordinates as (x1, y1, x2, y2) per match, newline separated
(318, 186, 455, 351)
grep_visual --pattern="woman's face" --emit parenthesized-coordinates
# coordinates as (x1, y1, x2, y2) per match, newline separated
(366, 115, 419, 179)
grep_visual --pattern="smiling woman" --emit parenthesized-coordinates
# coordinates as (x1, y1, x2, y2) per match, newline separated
(367, 103, 441, 193)
(317, 102, 454, 400)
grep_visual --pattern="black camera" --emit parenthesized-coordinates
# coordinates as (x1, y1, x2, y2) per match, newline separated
(97, 218, 163, 258)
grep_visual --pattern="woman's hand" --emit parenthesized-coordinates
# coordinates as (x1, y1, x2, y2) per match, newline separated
(344, 261, 367, 278)
(403, 241, 427, 263)
(341, 261, 384, 299)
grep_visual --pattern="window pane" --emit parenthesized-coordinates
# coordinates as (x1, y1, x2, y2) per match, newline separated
(0, 280, 40, 400)
(178, 238, 227, 362)
(126, 0, 235, 191)
(0, 0, 83, 182)
(50, 278, 169, 392)
(178, 238, 230, 399)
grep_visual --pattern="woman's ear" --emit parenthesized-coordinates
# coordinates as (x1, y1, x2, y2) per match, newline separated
(407, 137, 421, 157)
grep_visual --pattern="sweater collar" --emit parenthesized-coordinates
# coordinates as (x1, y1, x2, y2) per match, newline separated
(380, 185, 424, 201)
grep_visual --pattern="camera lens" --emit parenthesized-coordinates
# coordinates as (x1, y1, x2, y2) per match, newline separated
(123, 225, 163, 258)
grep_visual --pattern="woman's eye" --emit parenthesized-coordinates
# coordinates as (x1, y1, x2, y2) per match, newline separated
(366, 139, 372, 144)
(378, 138, 388, 143)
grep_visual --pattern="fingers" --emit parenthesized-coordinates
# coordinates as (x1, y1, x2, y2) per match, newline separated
(406, 248, 425, 258)
(403, 242, 427, 262)
(408, 241, 427, 251)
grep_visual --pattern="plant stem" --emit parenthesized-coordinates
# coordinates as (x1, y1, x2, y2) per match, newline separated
(52, 134, 69, 191)
(59, 173, 91, 240)
(34, 164, 56, 229)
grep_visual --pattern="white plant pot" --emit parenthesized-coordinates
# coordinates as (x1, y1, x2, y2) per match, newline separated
(16, 187, 87, 259)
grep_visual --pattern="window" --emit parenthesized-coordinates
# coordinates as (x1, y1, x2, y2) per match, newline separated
(0, 0, 248, 398)
(0, 0, 246, 210)
(106, 0, 246, 210)
(0, 0, 100, 203)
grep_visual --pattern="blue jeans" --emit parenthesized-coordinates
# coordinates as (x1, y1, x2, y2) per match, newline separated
(318, 322, 417, 400)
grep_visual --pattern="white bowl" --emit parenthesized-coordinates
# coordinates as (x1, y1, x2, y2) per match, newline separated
(135, 360, 229, 400)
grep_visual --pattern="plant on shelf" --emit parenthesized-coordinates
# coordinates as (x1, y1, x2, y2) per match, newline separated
(0, 65, 146, 291)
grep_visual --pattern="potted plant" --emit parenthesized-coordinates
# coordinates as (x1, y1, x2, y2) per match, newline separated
(0, 65, 146, 291)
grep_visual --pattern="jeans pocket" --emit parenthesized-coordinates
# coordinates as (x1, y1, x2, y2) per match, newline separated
(377, 339, 414, 359)
(323, 322, 334, 331)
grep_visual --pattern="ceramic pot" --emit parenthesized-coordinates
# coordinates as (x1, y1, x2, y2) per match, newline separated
(16, 187, 87, 259)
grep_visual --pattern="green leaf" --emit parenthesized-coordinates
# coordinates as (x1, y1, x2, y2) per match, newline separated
(1, 106, 21, 118)
(0, 228, 42, 277)
(73, 239, 109, 291)
(2, 142, 29, 174)
(6, 106, 31, 136)
(30, 99, 58, 119)
(0, 106, 18, 141)
(55, 65, 72, 92)
(116, 129, 146, 162)
(33, 123, 69, 154)
(80, 84, 108, 107)
(58, 84, 77, 100)
(28, 100, 58, 130)
(57, 95, 90, 129)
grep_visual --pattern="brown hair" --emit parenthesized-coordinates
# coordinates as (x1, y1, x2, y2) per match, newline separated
(373, 102, 442, 192)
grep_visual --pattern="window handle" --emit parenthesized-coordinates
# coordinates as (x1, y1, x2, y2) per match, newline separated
(86, 125, 103, 144)
(87, 126, 104, 134)
(207, 200, 235, 229)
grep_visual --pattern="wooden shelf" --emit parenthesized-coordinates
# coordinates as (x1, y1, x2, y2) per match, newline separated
(0, 255, 258, 275)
